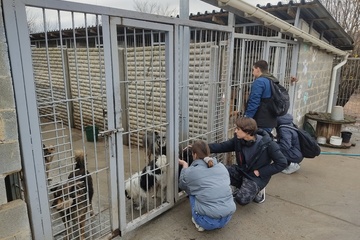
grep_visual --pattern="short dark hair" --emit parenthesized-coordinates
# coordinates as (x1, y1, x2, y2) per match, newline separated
(236, 117, 258, 136)
(253, 60, 268, 73)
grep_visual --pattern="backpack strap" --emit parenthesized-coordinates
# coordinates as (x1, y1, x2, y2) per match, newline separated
(278, 124, 298, 131)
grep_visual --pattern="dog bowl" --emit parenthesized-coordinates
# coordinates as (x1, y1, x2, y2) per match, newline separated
(317, 136, 326, 144)
(330, 136, 342, 146)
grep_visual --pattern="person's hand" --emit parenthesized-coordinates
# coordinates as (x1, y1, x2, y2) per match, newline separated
(290, 76, 298, 83)
(254, 169, 260, 177)
(179, 159, 189, 169)
(182, 145, 192, 151)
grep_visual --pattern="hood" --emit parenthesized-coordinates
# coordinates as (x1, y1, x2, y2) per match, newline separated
(256, 128, 269, 137)
(277, 113, 293, 126)
(260, 73, 279, 83)
(255, 129, 272, 144)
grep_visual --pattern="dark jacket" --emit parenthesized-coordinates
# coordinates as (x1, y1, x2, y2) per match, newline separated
(245, 73, 279, 128)
(276, 114, 304, 164)
(208, 129, 287, 190)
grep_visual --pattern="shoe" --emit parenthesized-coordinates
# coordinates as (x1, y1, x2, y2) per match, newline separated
(282, 163, 301, 174)
(253, 188, 265, 203)
(192, 217, 205, 232)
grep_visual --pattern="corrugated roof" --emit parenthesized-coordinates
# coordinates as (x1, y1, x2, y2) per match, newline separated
(257, 0, 353, 50)
(189, 0, 353, 51)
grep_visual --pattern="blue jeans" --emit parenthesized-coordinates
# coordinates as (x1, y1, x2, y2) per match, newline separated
(189, 195, 232, 230)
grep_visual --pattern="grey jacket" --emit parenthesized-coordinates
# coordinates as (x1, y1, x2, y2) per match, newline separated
(179, 158, 236, 218)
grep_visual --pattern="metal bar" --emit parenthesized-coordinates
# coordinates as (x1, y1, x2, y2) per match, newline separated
(3, 1, 52, 238)
(104, 14, 120, 233)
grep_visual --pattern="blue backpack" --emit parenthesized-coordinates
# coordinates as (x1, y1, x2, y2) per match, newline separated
(279, 124, 320, 158)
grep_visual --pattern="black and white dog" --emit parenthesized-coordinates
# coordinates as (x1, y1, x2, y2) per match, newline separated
(142, 131, 166, 163)
(125, 154, 167, 210)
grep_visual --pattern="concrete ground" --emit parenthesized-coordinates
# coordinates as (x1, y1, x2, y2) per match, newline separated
(119, 131, 360, 240)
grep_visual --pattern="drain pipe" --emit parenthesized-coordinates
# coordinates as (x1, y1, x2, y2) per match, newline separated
(327, 54, 349, 113)
(208, 0, 347, 56)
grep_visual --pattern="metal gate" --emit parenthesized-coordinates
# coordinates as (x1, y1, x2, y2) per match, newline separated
(231, 34, 297, 122)
(3, 0, 176, 238)
(4, 0, 234, 238)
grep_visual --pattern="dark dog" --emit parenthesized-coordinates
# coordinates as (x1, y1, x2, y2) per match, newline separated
(142, 131, 166, 163)
(51, 150, 94, 240)
(43, 144, 55, 181)
(125, 155, 167, 210)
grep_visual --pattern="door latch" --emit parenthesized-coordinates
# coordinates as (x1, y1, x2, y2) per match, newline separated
(98, 128, 124, 137)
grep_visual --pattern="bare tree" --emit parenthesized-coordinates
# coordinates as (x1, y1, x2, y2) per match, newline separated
(317, 0, 360, 107)
(133, 0, 178, 17)
(285, 0, 360, 107)
(319, 0, 360, 56)
(26, 7, 39, 33)
(26, 7, 58, 33)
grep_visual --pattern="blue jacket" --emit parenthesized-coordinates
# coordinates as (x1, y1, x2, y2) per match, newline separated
(276, 114, 304, 163)
(245, 74, 278, 128)
(208, 130, 287, 190)
(179, 158, 236, 218)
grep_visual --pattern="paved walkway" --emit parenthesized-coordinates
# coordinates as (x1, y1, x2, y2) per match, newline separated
(119, 132, 360, 240)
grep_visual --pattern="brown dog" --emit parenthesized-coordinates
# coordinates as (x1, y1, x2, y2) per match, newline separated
(51, 150, 94, 240)
(43, 144, 55, 181)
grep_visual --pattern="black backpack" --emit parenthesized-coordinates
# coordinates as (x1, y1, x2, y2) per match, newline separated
(279, 124, 321, 158)
(268, 79, 290, 117)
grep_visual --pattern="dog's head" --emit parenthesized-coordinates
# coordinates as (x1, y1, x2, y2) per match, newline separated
(43, 144, 55, 162)
(154, 133, 166, 155)
(74, 150, 85, 169)
(156, 134, 166, 147)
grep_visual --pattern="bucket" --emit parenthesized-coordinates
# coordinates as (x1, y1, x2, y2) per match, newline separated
(341, 131, 352, 143)
(331, 106, 344, 121)
(85, 125, 99, 142)
(330, 136, 342, 146)
(317, 136, 326, 144)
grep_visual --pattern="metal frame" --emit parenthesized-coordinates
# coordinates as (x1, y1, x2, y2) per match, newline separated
(4, 0, 297, 238)
(3, 1, 52, 238)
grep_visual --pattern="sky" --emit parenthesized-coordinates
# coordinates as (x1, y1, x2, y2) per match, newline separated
(27, 0, 282, 32)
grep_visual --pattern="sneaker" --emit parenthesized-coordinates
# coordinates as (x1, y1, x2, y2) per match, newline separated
(192, 217, 205, 232)
(282, 163, 301, 174)
(253, 188, 265, 203)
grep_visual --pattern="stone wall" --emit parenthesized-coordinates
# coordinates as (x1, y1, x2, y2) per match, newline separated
(292, 42, 334, 124)
(0, 2, 32, 239)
